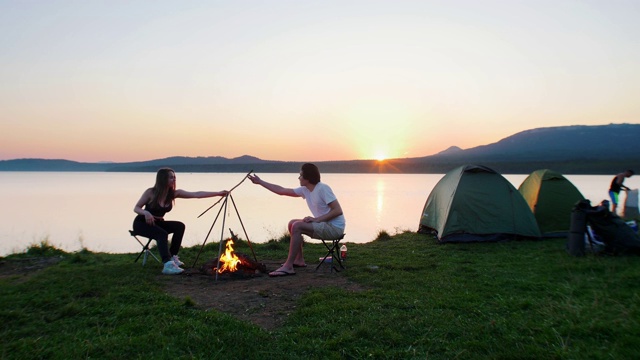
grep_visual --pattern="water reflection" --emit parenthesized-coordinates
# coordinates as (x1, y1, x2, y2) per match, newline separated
(376, 178, 385, 226)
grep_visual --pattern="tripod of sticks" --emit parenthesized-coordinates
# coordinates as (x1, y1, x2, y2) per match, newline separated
(191, 170, 258, 281)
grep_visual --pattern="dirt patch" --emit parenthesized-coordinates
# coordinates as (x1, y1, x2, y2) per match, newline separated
(160, 259, 364, 330)
(0, 256, 364, 330)
(0, 256, 63, 281)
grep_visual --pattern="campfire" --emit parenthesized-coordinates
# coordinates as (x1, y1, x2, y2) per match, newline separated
(217, 237, 241, 273)
(200, 236, 266, 278)
(192, 172, 267, 280)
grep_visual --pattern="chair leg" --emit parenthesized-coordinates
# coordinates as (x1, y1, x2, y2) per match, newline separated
(331, 239, 345, 272)
(315, 248, 335, 271)
(131, 232, 160, 266)
(315, 236, 345, 272)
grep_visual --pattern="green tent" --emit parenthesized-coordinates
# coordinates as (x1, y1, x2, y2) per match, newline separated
(418, 164, 541, 243)
(518, 169, 585, 237)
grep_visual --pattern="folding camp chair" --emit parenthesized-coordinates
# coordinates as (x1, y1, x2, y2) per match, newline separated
(129, 230, 160, 266)
(314, 233, 345, 272)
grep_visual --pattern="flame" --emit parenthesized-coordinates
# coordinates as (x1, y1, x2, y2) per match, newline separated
(216, 238, 241, 273)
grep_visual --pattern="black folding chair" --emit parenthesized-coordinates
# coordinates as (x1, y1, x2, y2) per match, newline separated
(314, 233, 345, 272)
(129, 230, 160, 266)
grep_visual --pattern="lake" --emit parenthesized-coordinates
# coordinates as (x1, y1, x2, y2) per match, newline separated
(0, 171, 624, 256)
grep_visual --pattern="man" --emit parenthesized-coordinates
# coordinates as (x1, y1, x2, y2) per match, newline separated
(609, 169, 634, 214)
(248, 163, 346, 277)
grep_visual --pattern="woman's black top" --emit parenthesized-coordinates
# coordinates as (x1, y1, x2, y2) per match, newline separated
(145, 201, 173, 217)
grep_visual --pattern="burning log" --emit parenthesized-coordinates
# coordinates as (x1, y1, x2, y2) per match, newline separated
(199, 237, 267, 278)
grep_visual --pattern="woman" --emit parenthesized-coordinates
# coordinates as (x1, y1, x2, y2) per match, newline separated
(248, 163, 345, 277)
(133, 168, 228, 275)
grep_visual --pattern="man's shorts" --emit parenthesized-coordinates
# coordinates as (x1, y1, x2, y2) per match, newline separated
(311, 222, 344, 240)
(609, 190, 619, 205)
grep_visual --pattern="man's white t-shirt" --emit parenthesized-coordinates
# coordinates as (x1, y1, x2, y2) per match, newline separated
(293, 182, 346, 230)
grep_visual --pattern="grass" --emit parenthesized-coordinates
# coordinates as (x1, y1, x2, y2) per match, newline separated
(2, 233, 640, 359)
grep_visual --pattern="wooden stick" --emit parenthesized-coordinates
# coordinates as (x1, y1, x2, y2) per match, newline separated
(229, 195, 258, 263)
(197, 170, 253, 218)
(191, 196, 227, 268)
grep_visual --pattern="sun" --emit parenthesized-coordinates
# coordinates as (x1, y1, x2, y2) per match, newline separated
(374, 153, 387, 162)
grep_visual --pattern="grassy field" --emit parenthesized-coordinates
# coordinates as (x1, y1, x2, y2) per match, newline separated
(1, 232, 639, 359)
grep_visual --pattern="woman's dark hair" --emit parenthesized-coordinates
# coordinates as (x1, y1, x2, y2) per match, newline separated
(301, 163, 321, 184)
(150, 168, 176, 207)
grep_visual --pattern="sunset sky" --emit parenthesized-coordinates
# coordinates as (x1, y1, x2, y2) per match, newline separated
(2, 0, 639, 163)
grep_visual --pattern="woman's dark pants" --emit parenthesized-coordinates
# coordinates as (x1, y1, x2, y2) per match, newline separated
(133, 216, 185, 264)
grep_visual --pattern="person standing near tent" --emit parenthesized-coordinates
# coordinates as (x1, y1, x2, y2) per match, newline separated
(133, 168, 228, 275)
(248, 163, 346, 277)
(609, 169, 634, 214)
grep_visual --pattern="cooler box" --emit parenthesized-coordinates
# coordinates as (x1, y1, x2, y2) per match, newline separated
(622, 189, 639, 220)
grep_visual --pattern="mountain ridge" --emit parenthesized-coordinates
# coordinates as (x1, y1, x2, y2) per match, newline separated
(2, 123, 639, 174)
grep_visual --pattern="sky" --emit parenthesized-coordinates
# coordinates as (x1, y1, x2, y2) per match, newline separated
(1, 0, 639, 163)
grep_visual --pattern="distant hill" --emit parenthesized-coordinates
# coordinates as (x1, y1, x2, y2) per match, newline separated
(2, 124, 639, 174)
(436, 146, 463, 155)
(0, 159, 108, 171)
(433, 124, 639, 162)
(407, 123, 640, 174)
(105, 155, 274, 172)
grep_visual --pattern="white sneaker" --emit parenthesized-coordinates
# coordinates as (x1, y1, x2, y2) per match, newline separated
(162, 261, 184, 275)
(172, 255, 184, 267)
